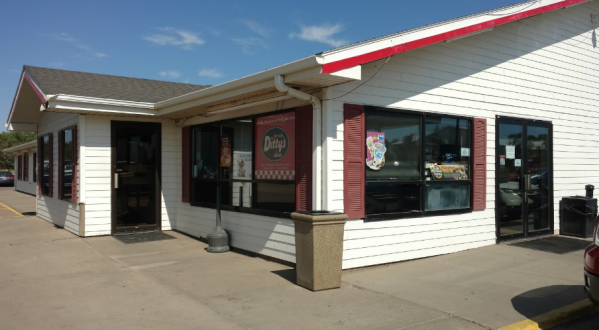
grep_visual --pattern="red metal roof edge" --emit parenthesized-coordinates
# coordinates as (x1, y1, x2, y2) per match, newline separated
(322, 0, 589, 74)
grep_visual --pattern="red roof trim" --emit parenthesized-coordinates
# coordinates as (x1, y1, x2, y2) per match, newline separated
(323, 0, 588, 74)
(23, 73, 47, 104)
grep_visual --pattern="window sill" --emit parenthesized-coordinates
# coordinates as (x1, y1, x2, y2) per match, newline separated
(365, 208, 472, 222)
(189, 201, 294, 220)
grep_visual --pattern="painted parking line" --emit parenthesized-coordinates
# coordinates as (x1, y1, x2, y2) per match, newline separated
(0, 202, 24, 218)
(499, 299, 599, 330)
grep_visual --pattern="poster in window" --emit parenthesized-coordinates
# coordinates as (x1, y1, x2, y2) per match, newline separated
(220, 137, 232, 167)
(430, 164, 468, 180)
(233, 151, 252, 180)
(255, 112, 295, 180)
(366, 132, 386, 170)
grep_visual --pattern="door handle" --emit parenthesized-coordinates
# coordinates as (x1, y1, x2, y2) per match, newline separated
(114, 173, 119, 189)
(524, 174, 531, 192)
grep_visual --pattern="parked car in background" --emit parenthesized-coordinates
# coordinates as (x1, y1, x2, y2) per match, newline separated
(584, 216, 599, 305)
(0, 172, 14, 186)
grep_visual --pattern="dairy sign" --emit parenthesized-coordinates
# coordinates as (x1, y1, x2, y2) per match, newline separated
(255, 112, 296, 180)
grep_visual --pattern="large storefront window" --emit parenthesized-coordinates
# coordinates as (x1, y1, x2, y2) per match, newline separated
(365, 107, 472, 219)
(190, 110, 296, 214)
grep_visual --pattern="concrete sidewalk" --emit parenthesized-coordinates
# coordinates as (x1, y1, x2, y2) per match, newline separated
(0, 188, 595, 329)
(0, 186, 36, 215)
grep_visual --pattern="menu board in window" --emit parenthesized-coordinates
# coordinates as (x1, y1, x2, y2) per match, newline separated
(255, 112, 295, 180)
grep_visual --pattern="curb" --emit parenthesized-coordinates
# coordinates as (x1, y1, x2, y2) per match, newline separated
(498, 299, 599, 330)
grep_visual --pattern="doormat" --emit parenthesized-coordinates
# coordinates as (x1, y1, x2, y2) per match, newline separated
(509, 236, 592, 254)
(113, 231, 176, 244)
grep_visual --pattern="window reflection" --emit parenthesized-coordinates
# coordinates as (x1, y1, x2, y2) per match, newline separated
(366, 112, 420, 181)
(424, 117, 471, 181)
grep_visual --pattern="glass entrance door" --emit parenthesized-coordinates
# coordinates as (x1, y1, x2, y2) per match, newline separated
(496, 117, 552, 241)
(112, 121, 161, 234)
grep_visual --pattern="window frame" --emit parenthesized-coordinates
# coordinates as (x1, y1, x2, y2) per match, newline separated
(364, 106, 474, 221)
(40, 134, 51, 196)
(33, 152, 37, 182)
(59, 126, 75, 201)
(17, 155, 22, 181)
(189, 108, 298, 219)
(23, 153, 29, 181)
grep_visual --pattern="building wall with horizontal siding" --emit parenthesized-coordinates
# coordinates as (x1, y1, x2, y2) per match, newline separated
(13, 148, 36, 196)
(325, 2, 599, 269)
(37, 112, 80, 235)
(82, 115, 176, 236)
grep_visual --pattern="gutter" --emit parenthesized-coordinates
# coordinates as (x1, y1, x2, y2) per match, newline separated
(274, 75, 322, 211)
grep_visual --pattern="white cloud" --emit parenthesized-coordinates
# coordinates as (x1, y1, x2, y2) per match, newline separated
(77, 45, 107, 58)
(52, 32, 107, 58)
(240, 20, 271, 38)
(198, 68, 224, 78)
(144, 28, 204, 50)
(159, 70, 182, 79)
(232, 37, 268, 54)
(289, 23, 347, 47)
(53, 32, 77, 42)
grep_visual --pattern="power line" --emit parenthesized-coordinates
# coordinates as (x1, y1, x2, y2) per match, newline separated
(322, 55, 392, 102)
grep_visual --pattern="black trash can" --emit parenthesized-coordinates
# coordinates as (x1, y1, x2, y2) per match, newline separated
(559, 196, 597, 238)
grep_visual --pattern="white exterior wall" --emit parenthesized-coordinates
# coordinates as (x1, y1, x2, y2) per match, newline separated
(326, 2, 599, 269)
(13, 147, 36, 195)
(82, 115, 176, 236)
(37, 112, 80, 235)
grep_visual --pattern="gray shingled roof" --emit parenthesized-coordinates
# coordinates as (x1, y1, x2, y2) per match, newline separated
(24, 66, 210, 103)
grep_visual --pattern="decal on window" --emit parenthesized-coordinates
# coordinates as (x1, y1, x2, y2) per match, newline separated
(366, 132, 386, 170)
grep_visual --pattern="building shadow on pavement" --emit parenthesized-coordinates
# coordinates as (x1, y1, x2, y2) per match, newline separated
(510, 285, 587, 319)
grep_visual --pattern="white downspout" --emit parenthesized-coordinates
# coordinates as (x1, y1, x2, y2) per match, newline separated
(274, 75, 322, 211)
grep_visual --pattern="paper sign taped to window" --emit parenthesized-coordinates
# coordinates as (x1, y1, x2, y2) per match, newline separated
(506, 146, 515, 159)
(461, 148, 470, 157)
(515, 159, 521, 167)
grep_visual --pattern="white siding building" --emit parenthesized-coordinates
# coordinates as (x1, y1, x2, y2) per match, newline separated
(5, 0, 598, 269)
(3, 140, 37, 196)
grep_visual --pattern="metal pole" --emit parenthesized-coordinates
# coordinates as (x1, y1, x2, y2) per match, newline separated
(207, 126, 230, 253)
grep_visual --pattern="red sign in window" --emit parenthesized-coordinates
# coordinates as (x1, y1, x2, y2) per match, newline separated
(254, 112, 295, 180)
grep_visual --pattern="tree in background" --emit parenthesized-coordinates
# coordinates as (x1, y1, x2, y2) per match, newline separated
(0, 131, 37, 170)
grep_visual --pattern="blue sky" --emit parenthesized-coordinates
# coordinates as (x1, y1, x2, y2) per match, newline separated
(0, 0, 524, 131)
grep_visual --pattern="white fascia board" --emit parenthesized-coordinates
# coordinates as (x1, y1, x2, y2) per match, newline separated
(7, 123, 37, 132)
(50, 94, 155, 109)
(157, 79, 278, 116)
(47, 100, 157, 116)
(329, 65, 362, 80)
(156, 55, 324, 110)
(321, 0, 563, 63)
(3, 140, 37, 153)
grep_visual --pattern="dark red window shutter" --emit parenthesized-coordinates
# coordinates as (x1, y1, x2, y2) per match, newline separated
(71, 126, 78, 205)
(472, 118, 487, 211)
(24, 154, 28, 181)
(48, 133, 54, 198)
(17, 155, 22, 181)
(23, 153, 29, 181)
(58, 131, 64, 199)
(343, 104, 365, 219)
(295, 105, 313, 212)
(37, 137, 42, 195)
(182, 126, 190, 203)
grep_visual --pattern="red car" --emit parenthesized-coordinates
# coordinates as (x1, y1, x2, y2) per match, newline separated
(584, 216, 599, 305)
